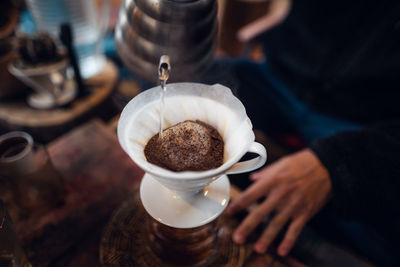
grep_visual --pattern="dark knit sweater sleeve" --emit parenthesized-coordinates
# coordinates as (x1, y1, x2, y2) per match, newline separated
(309, 121, 400, 224)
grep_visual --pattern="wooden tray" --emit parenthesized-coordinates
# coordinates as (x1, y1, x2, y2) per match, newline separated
(0, 60, 118, 143)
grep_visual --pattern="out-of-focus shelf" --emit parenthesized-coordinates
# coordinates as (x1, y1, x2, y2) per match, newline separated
(0, 60, 118, 143)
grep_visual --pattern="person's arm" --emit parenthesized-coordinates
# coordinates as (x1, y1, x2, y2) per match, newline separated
(310, 120, 400, 224)
(227, 148, 332, 256)
(227, 121, 400, 257)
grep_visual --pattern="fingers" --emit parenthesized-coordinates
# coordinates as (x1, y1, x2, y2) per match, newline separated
(233, 190, 283, 244)
(227, 175, 275, 215)
(228, 162, 286, 215)
(250, 161, 281, 181)
(250, 165, 272, 181)
(277, 215, 308, 256)
(254, 204, 294, 253)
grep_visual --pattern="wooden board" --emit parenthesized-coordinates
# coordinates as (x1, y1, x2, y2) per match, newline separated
(11, 119, 144, 266)
(0, 60, 118, 142)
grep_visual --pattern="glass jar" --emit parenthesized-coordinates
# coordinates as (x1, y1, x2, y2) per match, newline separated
(0, 131, 65, 217)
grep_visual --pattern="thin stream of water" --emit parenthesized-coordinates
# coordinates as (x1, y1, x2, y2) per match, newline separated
(158, 55, 170, 139)
(159, 80, 167, 138)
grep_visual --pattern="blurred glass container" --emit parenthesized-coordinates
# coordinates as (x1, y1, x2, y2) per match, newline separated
(146, 214, 220, 266)
(0, 132, 65, 217)
(8, 55, 77, 109)
(0, 199, 31, 267)
(25, 0, 110, 79)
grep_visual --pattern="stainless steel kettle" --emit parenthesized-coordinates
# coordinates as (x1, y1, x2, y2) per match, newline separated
(115, 0, 218, 84)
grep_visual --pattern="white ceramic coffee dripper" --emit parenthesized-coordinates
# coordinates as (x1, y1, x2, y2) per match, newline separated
(118, 83, 267, 228)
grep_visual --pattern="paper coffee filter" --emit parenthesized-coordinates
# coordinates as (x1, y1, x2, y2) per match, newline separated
(118, 83, 255, 179)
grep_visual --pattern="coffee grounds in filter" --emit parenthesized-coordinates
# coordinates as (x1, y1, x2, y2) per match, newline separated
(144, 120, 224, 172)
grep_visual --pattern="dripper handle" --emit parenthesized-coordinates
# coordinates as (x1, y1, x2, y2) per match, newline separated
(226, 142, 267, 175)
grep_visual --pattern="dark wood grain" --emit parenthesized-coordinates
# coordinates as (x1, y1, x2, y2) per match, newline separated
(13, 119, 144, 266)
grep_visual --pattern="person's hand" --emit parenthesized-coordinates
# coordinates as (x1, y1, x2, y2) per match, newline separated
(226, 148, 332, 256)
(237, 0, 292, 42)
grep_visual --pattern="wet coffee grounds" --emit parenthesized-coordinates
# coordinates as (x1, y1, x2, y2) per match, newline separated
(144, 120, 224, 172)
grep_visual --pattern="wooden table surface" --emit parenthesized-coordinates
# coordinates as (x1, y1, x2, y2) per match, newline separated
(4, 119, 373, 267)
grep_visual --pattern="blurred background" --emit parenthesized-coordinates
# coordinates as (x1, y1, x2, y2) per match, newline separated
(0, 1, 384, 266)
(0, 0, 270, 144)
(0, 1, 278, 266)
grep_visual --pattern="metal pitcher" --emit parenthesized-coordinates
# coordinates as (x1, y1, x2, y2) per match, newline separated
(115, 0, 218, 84)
